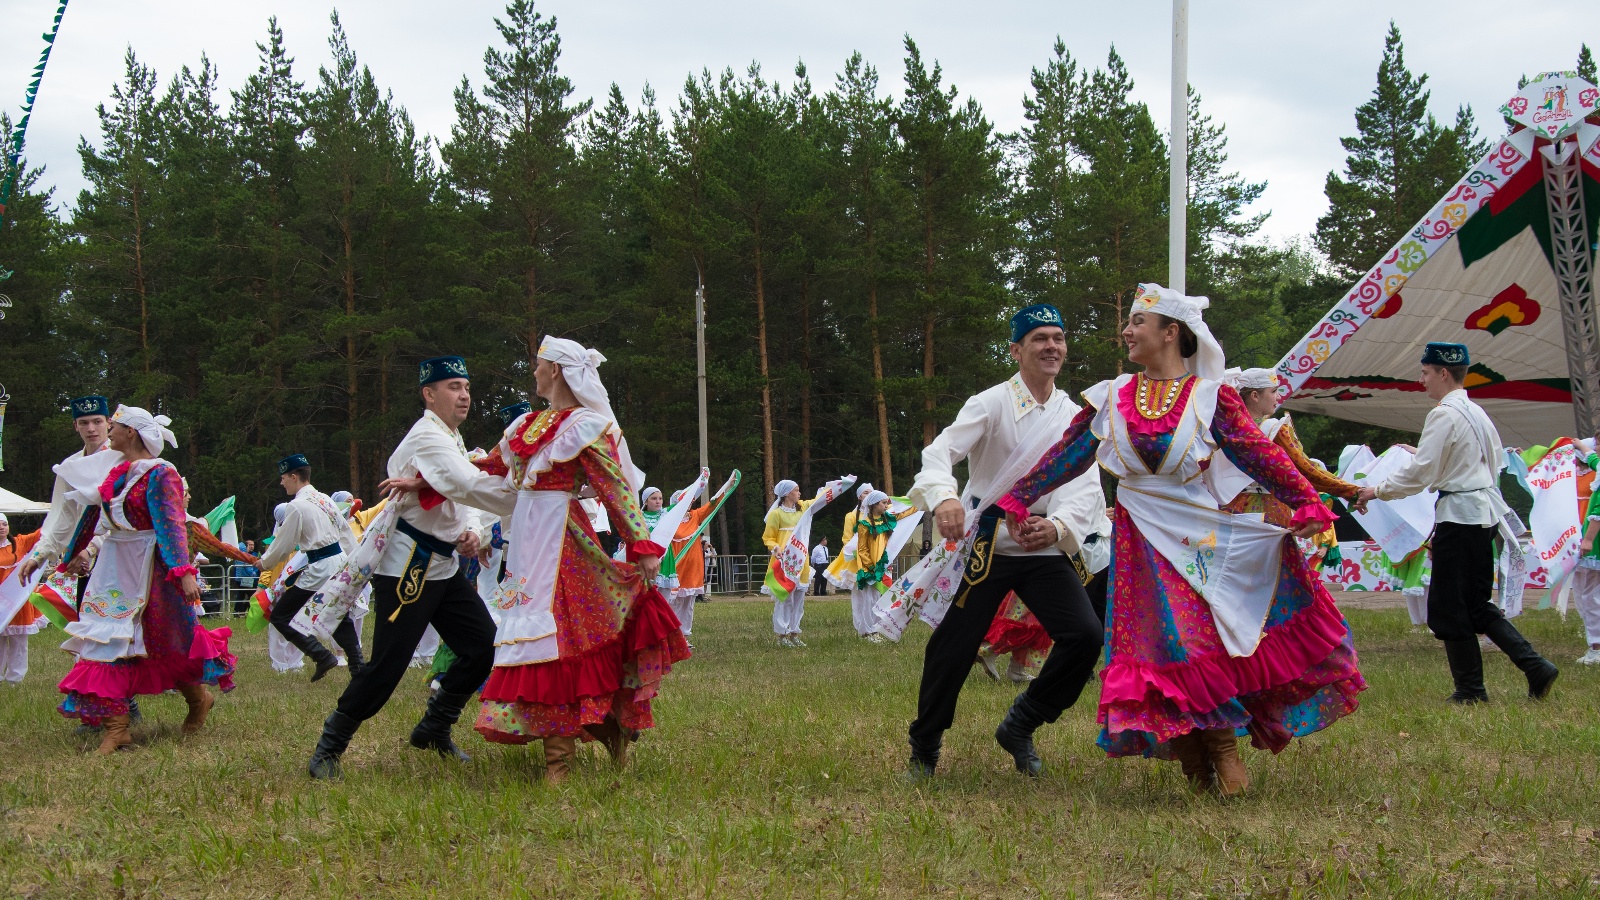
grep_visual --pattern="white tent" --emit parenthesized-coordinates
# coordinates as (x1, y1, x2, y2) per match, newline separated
(1276, 72, 1600, 446)
(0, 486, 51, 516)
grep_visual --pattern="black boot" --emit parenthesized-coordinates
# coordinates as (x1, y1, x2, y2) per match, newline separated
(904, 736, 941, 782)
(1442, 639, 1488, 703)
(308, 647, 341, 683)
(275, 623, 340, 682)
(995, 691, 1052, 777)
(409, 689, 473, 762)
(1483, 618, 1559, 700)
(308, 710, 361, 780)
(334, 620, 366, 679)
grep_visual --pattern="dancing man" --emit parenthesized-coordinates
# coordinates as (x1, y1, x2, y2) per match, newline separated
(307, 356, 514, 779)
(256, 454, 363, 681)
(903, 304, 1108, 779)
(1356, 342, 1558, 703)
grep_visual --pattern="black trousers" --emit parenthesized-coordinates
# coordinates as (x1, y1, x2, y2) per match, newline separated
(909, 554, 1103, 749)
(334, 571, 496, 722)
(1428, 522, 1507, 641)
(1084, 566, 1110, 626)
(812, 571, 829, 596)
(272, 584, 361, 661)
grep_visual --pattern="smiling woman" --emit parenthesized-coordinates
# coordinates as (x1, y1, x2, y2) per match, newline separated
(1000, 284, 1364, 796)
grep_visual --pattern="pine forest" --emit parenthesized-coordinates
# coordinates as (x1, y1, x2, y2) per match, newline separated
(0, 6, 1579, 551)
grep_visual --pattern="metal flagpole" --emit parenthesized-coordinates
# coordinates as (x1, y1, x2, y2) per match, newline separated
(1168, 0, 1189, 293)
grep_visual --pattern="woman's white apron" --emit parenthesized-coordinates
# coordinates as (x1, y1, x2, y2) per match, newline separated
(61, 459, 170, 662)
(1091, 375, 1289, 658)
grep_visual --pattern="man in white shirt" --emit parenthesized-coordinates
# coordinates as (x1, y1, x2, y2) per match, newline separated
(810, 537, 830, 596)
(1358, 342, 1557, 703)
(904, 304, 1108, 779)
(309, 356, 516, 779)
(257, 454, 362, 682)
(24, 395, 116, 582)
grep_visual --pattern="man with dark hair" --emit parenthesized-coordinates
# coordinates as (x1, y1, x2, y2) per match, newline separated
(1358, 342, 1558, 703)
(307, 356, 515, 779)
(257, 454, 363, 682)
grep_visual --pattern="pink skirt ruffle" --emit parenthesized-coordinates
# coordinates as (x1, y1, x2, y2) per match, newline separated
(1098, 588, 1356, 751)
(57, 623, 236, 722)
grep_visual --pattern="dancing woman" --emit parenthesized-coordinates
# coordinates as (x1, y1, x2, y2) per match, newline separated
(1000, 285, 1365, 795)
(474, 337, 690, 783)
(54, 406, 236, 754)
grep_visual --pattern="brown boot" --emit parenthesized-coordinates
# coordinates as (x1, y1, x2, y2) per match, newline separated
(583, 715, 636, 771)
(1168, 730, 1215, 791)
(97, 715, 133, 755)
(177, 683, 214, 735)
(544, 735, 576, 785)
(1200, 728, 1249, 797)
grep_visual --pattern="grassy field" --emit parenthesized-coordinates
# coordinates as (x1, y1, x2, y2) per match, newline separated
(2, 597, 1599, 898)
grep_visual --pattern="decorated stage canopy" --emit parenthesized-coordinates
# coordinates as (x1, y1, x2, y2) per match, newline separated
(1276, 73, 1600, 447)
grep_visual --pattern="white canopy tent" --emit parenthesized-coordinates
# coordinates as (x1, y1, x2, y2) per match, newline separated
(1276, 72, 1600, 447)
(0, 486, 51, 516)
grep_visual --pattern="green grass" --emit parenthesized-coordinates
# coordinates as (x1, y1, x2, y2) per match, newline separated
(2, 600, 1599, 898)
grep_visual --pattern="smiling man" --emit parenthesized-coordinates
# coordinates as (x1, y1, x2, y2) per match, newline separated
(901, 303, 1109, 779)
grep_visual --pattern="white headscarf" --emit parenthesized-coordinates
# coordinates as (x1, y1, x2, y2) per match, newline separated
(863, 489, 889, 509)
(770, 479, 800, 514)
(641, 486, 662, 508)
(110, 404, 177, 458)
(1222, 367, 1280, 391)
(537, 335, 644, 493)
(1131, 283, 1225, 380)
(273, 503, 290, 525)
(330, 490, 353, 503)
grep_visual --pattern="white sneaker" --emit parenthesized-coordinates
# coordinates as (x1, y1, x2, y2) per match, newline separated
(790, 635, 808, 648)
(777, 635, 793, 648)
(1576, 648, 1600, 665)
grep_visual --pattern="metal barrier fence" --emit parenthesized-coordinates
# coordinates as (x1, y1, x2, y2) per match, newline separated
(201, 550, 934, 609)
(198, 563, 261, 618)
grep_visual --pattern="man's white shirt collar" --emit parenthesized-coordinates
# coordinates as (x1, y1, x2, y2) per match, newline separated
(1007, 372, 1062, 422)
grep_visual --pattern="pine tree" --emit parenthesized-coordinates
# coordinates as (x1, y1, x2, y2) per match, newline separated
(69, 50, 165, 404)
(823, 52, 908, 490)
(896, 36, 1011, 446)
(700, 63, 799, 497)
(0, 118, 74, 496)
(1578, 44, 1596, 83)
(1069, 47, 1168, 380)
(443, 0, 591, 384)
(1316, 23, 1485, 279)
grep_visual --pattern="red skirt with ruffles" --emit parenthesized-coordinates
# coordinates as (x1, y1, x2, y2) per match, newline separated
(475, 586, 691, 743)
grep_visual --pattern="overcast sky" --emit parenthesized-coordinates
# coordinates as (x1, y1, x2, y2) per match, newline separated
(1, 0, 1595, 243)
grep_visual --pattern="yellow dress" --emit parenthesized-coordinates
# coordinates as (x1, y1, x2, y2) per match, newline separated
(762, 499, 815, 583)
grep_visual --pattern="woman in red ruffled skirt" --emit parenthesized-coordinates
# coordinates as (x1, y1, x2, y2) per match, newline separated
(473, 337, 690, 782)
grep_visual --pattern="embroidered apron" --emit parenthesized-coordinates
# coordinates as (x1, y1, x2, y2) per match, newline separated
(1095, 375, 1289, 658)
